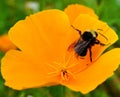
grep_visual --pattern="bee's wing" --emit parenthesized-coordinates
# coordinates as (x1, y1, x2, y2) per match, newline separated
(74, 40, 90, 56)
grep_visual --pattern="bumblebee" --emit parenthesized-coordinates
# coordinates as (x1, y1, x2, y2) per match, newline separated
(71, 25, 108, 62)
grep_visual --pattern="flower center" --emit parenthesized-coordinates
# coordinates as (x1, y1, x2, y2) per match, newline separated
(61, 69, 69, 81)
(47, 55, 77, 82)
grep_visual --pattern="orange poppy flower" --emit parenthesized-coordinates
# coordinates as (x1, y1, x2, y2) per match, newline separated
(0, 34, 16, 52)
(1, 4, 120, 94)
(64, 4, 98, 23)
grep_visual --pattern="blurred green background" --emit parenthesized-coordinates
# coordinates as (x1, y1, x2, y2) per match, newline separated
(0, 0, 120, 97)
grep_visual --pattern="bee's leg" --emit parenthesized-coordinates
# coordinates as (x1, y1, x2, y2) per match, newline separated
(71, 25, 82, 36)
(89, 46, 92, 62)
(95, 39, 100, 44)
(95, 39, 108, 46)
(99, 42, 108, 46)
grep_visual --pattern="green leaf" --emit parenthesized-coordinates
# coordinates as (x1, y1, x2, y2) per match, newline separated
(49, 85, 66, 97)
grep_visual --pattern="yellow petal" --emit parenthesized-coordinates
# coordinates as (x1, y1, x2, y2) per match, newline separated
(9, 9, 70, 63)
(63, 48, 120, 94)
(64, 4, 98, 23)
(1, 50, 59, 90)
(0, 34, 16, 52)
(72, 14, 118, 62)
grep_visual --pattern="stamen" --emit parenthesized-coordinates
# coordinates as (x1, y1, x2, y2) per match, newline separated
(64, 52, 76, 68)
(48, 71, 60, 77)
(48, 70, 59, 75)
(61, 69, 69, 81)
(67, 70, 77, 79)
(46, 63, 60, 77)
(64, 55, 72, 67)
(67, 63, 78, 69)
(53, 61, 61, 66)
(74, 65, 89, 74)
(46, 63, 58, 70)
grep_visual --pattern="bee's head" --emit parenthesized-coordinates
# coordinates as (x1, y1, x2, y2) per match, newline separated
(82, 30, 98, 41)
(91, 31, 98, 38)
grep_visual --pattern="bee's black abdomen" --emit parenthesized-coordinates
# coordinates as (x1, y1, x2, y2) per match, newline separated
(74, 41, 88, 56)
(76, 47, 88, 56)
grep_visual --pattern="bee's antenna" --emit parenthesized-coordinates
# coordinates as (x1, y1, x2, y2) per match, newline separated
(97, 29, 103, 31)
(97, 29, 108, 40)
